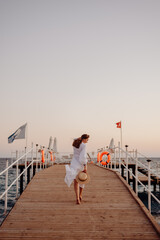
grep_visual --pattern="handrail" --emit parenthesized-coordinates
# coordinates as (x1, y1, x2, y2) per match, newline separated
(0, 144, 54, 216)
(0, 148, 33, 176)
(120, 161, 160, 204)
(98, 145, 160, 214)
(137, 151, 150, 160)
(0, 159, 35, 199)
(137, 160, 160, 179)
(115, 147, 160, 178)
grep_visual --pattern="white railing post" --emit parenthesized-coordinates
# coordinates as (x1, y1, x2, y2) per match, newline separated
(147, 159, 151, 212)
(4, 159, 8, 215)
(110, 153, 112, 169)
(40, 149, 42, 170)
(16, 150, 19, 199)
(125, 145, 129, 184)
(31, 143, 34, 178)
(113, 145, 116, 169)
(36, 144, 38, 173)
(25, 147, 27, 185)
(46, 149, 48, 167)
(52, 151, 54, 166)
(47, 148, 49, 167)
(118, 142, 121, 173)
(135, 149, 138, 195)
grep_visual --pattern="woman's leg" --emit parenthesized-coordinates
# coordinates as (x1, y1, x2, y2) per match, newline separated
(79, 187, 83, 201)
(74, 179, 80, 204)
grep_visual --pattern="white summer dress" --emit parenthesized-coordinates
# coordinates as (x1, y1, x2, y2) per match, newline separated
(64, 142, 87, 188)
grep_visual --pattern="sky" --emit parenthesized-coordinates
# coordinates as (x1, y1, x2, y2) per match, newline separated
(0, 0, 160, 157)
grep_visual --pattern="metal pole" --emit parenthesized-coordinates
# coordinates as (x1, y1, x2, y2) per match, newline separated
(31, 143, 34, 178)
(52, 151, 54, 166)
(43, 146, 45, 169)
(4, 159, 8, 215)
(110, 153, 112, 169)
(114, 145, 116, 169)
(25, 147, 27, 185)
(135, 149, 138, 195)
(147, 159, 151, 212)
(36, 144, 38, 173)
(120, 123, 122, 150)
(118, 142, 121, 173)
(16, 150, 19, 199)
(125, 145, 128, 184)
(40, 148, 42, 170)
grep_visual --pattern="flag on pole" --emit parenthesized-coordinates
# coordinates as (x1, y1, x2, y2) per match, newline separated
(116, 121, 121, 128)
(8, 123, 27, 143)
(116, 121, 122, 149)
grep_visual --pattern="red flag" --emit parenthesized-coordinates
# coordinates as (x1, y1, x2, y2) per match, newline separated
(116, 121, 121, 128)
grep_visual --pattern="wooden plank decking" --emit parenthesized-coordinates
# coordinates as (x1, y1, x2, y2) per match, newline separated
(0, 164, 159, 240)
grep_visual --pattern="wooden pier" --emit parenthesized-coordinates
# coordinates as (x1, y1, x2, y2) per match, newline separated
(0, 164, 160, 239)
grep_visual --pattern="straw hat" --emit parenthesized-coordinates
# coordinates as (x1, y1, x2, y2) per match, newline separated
(76, 171, 90, 184)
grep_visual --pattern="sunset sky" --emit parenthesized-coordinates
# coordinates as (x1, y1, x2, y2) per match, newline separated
(0, 0, 160, 157)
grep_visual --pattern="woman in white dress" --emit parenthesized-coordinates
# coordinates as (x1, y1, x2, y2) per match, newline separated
(64, 134, 89, 204)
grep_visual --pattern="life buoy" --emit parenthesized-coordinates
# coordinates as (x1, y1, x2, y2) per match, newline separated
(100, 151, 111, 165)
(97, 152, 101, 162)
(49, 151, 53, 161)
(41, 150, 45, 163)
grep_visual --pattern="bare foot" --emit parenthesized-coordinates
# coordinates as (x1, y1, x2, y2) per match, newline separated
(79, 196, 82, 202)
(76, 199, 81, 204)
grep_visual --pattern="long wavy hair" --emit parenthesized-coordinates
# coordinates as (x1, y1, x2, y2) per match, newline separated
(72, 134, 89, 149)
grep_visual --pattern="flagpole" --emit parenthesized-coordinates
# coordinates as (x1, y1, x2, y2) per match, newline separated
(120, 121, 122, 149)
(25, 122, 28, 185)
(26, 122, 28, 150)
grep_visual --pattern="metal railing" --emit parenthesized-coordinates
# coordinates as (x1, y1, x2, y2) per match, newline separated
(97, 143, 160, 213)
(0, 148, 94, 218)
(0, 144, 55, 215)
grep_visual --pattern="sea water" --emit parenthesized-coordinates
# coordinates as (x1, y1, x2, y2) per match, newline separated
(0, 158, 19, 224)
(0, 157, 160, 225)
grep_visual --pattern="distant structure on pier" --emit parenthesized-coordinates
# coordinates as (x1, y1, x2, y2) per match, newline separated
(53, 137, 57, 153)
(48, 136, 53, 150)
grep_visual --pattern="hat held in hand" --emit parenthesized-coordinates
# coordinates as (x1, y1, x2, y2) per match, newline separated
(76, 171, 90, 184)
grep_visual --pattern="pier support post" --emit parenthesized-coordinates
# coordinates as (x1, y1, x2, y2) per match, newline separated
(27, 166, 30, 184)
(20, 167, 24, 195)
(4, 159, 8, 215)
(25, 147, 27, 185)
(135, 150, 138, 195)
(16, 150, 19, 199)
(125, 145, 129, 184)
(31, 143, 34, 178)
(33, 165, 36, 176)
(121, 165, 124, 178)
(132, 164, 136, 192)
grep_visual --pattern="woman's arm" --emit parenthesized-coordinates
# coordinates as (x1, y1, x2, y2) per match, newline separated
(83, 164, 87, 173)
(79, 143, 87, 166)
